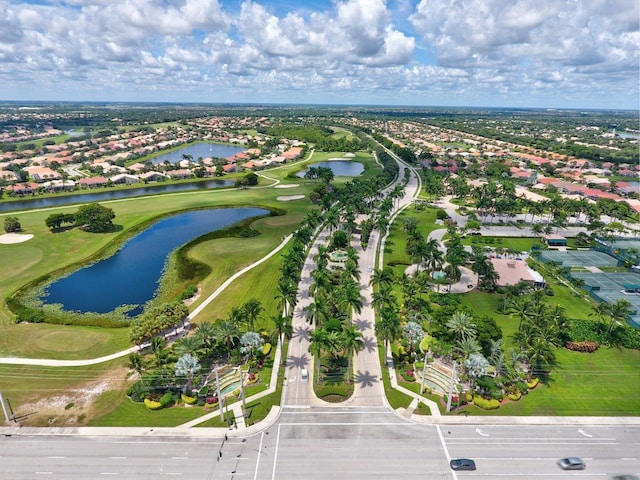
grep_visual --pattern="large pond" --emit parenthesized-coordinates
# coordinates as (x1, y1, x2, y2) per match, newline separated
(151, 142, 245, 165)
(297, 160, 364, 178)
(0, 179, 234, 213)
(40, 207, 268, 316)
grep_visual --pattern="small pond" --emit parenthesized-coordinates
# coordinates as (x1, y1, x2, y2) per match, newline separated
(297, 160, 364, 178)
(40, 207, 268, 316)
(150, 142, 245, 165)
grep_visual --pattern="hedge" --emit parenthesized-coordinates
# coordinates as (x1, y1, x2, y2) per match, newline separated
(144, 398, 162, 410)
(565, 340, 599, 353)
(473, 396, 500, 410)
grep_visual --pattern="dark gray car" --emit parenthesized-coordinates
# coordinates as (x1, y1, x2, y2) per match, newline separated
(557, 457, 586, 470)
(450, 459, 476, 471)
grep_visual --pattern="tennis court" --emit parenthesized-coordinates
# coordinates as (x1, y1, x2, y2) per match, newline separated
(540, 250, 619, 267)
(570, 271, 640, 327)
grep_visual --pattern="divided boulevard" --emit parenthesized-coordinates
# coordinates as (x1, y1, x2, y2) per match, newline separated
(1, 413, 638, 479)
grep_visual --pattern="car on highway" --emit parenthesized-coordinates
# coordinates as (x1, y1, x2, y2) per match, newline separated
(449, 459, 476, 471)
(557, 457, 586, 470)
(612, 476, 639, 480)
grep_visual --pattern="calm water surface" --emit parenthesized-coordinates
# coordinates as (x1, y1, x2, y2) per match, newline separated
(41, 207, 268, 316)
(297, 160, 364, 177)
(151, 143, 245, 165)
(0, 180, 234, 213)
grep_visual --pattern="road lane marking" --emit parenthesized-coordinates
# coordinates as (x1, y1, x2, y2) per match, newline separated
(35, 472, 52, 475)
(171, 457, 188, 460)
(47, 456, 65, 458)
(436, 424, 457, 480)
(109, 456, 127, 459)
(254, 431, 265, 480)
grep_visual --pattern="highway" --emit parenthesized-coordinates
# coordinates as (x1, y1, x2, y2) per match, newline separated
(1, 415, 638, 479)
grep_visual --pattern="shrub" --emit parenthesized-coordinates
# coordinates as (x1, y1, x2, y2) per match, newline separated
(399, 370, 416, 382)
(126, 381, 146, 403)
(262, 343, 272, 356)
(527, 378, 539, 389)
(179, 285, 198, 300)
(473, 396, 500, 410)
(159, 392, 176, 408)
(181, 393, 197, 405)
(507, 392, 522, 401)
(515, 380, 529, 395)
(565, 340, 599, 353)
(144, 398, 163, 410)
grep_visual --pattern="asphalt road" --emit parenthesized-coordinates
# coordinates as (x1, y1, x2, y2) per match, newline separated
(2, 413, 638, 479)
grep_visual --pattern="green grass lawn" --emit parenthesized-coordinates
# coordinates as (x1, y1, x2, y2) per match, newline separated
(0, 178, 315, 353)
(459, 346, 640, 416)
(464, 236, 542, 252)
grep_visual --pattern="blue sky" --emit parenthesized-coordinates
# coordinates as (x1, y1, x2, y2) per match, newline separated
(1, 0, 638, 109)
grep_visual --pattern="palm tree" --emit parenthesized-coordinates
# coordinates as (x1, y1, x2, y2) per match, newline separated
(275, 279, 298, 317)
(339, 279, 364, 319)
(215, 319, 241, 351)
(446, 311, 477, 342)
(375, 309, 401, 350)
(242, 298, 263, 332)
(590, 302, 611, 328)
(270, 315, 293, 345)
(608, 299, 632, 334)
(127, 352, 145, 378)
(424, 238, 444, 273)
(454, 336, 481, 359)
(175, 353, 201, 394)
(195, 321, 218, 357)
(525, 337, 556, 379)
(369, 266, 394, 288)
(464, 353, 490, 392)
(325, 208, 340, 234)
(371, 284, 397, 311)
(308, 328, 328, 384)
(341, 325, 364, 384)
(173, 335, 203, 359)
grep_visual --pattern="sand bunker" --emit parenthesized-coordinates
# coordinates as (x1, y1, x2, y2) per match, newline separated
(274, 183, 299, 189)
(277, 195, 305, 202)
(0, 233, 34, 244)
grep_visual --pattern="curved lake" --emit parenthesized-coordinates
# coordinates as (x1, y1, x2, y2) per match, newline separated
(151, 142, 245, 165)
(297, 160, 364, 177)
(41, 207, 268, 316)
(0, 179, 234, 213)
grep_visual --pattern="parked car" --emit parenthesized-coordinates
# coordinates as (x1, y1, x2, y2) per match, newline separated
(612, 476, 639, 480)
(557, 457, 586, 470)
(450, 459, 476, 471)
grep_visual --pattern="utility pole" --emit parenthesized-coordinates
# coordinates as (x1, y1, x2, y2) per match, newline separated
(239, 368, 247, 421)
(420, 352, 429, 395)
(0, 391, 10, 423)
(446, 360, 457, 413)
(215, 368, 223, 422)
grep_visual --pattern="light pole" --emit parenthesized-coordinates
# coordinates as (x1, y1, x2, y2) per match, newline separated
(446, 360, 458, 413)
(215, 368, 223, 422)
(239, 368, 247, 422)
